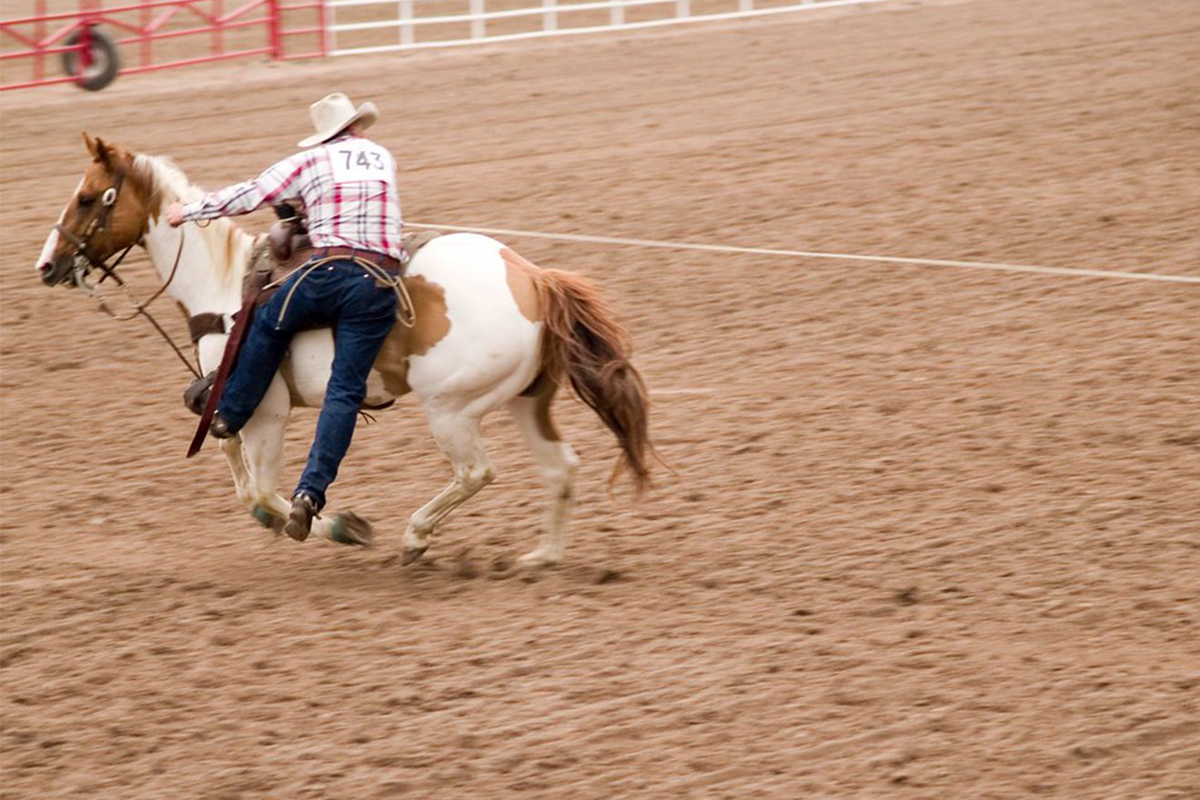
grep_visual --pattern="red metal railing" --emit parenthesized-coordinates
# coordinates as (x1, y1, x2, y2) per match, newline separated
(1, 0, 327, 90)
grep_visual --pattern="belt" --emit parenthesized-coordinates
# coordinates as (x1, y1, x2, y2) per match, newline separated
(309, 246, 403, 274)
(273, 246, 416, 331)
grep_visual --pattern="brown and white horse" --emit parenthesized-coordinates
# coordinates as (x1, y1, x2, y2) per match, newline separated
(37, 135, 652, 567)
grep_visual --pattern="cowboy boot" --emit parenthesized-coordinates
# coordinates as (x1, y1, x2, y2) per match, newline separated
(209, 413, 237, 440)
(284, 492, 318, 542)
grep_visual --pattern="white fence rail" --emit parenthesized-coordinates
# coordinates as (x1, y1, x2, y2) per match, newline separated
(328, 0, 894, 55)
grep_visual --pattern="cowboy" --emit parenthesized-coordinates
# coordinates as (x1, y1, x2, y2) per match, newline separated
(165, 93, 403, 542)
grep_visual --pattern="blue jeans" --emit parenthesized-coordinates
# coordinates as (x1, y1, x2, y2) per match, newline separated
(218, 258, 398, 510)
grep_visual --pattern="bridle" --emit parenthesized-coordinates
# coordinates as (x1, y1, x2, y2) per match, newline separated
(55, 165, 135, 289)
(56, 165, 203, 379)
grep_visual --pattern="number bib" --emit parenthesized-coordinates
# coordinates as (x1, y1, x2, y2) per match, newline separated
(327, 140, 395, 185)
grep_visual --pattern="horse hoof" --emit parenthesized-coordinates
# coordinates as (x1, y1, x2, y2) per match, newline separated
(251, 504, 284, 534)
(518, 551, 561, 569)
(400, 546, 427, 566)
(329, 512, 375, 548)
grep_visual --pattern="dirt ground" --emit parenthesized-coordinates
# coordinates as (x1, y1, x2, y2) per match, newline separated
(2, 0, 1199, 797)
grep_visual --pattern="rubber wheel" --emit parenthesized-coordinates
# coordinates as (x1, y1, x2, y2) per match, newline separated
(61, 28, 120, 92)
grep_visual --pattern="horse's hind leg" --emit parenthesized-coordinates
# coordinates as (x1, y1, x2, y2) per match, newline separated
(401, 412, 495, 564)
(508, 386, 579, 568)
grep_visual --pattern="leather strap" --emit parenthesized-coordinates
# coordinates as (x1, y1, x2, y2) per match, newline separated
(187, 312, 226, 344)
(306, 246, 403, 274)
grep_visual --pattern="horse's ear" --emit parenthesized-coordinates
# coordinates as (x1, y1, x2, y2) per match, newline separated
(83, 132, 114, 166)
(92, 136, 114, 167)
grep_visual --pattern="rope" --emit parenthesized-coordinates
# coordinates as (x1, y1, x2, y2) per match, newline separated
(360, 259, 417, 328)
(403, 222, 1200, 286)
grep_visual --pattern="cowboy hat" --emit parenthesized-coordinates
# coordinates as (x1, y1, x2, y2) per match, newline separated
(298, 93, 379, 148)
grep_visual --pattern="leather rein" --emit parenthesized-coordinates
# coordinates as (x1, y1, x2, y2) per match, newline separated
(57, 167, 203, 380)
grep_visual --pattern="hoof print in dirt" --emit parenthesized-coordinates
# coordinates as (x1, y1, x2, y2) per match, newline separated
(452, 555, 480, 580)
(329, 512, 375, 547)
(594, 568, 625, 585)
(487, 558, 517, 580)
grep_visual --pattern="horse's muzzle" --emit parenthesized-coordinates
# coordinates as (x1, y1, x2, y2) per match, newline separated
(40, 255, 77, 287)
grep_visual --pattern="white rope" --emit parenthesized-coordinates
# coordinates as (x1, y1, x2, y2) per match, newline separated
(405, 222, 1200, 285)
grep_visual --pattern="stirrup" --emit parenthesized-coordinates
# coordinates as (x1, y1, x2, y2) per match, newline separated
(183, 371, 216, 416)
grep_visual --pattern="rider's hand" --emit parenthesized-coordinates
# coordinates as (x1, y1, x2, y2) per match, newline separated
(165, 202, 186, 228)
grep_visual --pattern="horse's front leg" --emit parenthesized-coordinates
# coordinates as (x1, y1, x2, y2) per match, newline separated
(228, 375, 292, 535)
(233, 375, 375, 547)
(219, 436, 259, 514)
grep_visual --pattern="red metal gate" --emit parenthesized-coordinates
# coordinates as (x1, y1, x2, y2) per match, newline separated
(1, 0, 326, 91)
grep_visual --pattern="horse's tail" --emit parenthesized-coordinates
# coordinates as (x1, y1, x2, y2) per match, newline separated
(536, 268, 654, 494)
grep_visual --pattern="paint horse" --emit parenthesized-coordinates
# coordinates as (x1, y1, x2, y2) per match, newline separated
(37, 135, 652, 567)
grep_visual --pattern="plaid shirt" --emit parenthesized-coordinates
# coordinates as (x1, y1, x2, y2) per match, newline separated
(181, 133, 402, 260)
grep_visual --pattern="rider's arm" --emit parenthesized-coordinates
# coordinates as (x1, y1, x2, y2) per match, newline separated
(180, 151, 310, 222)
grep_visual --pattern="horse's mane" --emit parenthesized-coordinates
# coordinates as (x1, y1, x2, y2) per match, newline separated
(132, 153, 253, 286)
(132, 153, 199, 203)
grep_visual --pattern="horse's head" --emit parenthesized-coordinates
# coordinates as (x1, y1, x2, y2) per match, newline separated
(38, 133, 159, 288)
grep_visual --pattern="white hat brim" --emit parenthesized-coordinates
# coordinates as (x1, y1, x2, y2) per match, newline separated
(297, 101, 379, 148)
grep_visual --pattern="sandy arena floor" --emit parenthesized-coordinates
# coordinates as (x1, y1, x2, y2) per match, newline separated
(1, 0, 1199, 797)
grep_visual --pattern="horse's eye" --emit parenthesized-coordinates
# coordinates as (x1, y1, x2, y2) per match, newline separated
(78, 195, 95, 208)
